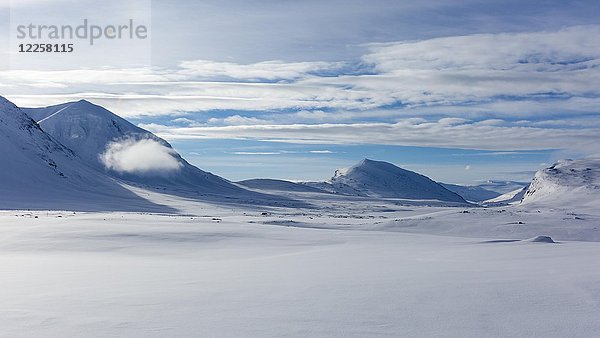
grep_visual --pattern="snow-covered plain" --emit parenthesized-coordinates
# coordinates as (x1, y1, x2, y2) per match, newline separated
(2, 188, 600, 337)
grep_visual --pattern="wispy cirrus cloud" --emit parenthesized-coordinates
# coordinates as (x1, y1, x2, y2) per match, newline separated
(178, 60, 345, 81)
(3, 25, 599, 118)
(140, 117, 599, 152)
(363, 26, 600, 72)
(2, 26, 599, 155)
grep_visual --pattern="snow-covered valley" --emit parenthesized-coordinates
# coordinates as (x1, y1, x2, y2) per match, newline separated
(2, 198, 600, 337)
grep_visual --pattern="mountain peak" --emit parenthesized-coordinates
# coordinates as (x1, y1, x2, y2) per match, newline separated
(354, 158, 392, 169)
(23, 101, 151, 168)
(69, 99, 112, 114)
(359, 158, 377, 164)
(357, 158, 386, 166)
(74, 99, 95, 106)
(23, 99, 119, 126)
(331, 159, 467, 203)
(334, 158, 398, 178)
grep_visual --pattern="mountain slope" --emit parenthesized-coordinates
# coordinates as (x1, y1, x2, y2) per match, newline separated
(522, 158, 600, 208)
(24, 100, 248, 196)
(483, 186, 527, 205)
(0, 96, 173, 212)
(439, 183, 501, 202)
(25, 100, 151, 168)
(329, 159, 467, 203)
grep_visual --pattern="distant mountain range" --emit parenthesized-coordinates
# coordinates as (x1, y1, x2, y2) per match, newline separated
(474, 180, 530, 194)
(438, 183, 501, 202)
(243, 159, 468, 204)
(238, 179, 326, 193)
(1, 95, 597, 211)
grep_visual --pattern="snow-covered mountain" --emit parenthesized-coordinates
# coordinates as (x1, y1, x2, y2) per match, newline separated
(24, 100, 247, 196)
(238, 179, 328, 193)
(25, 100, 153, 168)
(326, 159, 467, 203)
(522, 158, 600, 208)
(0, 96, 172, 211)
(439, 183, 501, 202)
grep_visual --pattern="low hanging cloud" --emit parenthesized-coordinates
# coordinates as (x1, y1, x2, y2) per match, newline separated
(100, 138, 183, 175)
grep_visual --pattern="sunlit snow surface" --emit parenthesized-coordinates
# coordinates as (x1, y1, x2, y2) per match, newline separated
(2, 188, 600, 337)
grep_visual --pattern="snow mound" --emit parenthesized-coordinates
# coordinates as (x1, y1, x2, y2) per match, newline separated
(329, 159, 467, 203)
(526, 236, 556, 243)
(522, 158, 600, 208)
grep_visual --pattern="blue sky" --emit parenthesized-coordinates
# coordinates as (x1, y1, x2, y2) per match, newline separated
(1, 0, 599, 183)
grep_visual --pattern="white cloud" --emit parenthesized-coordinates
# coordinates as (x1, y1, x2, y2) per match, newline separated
(231, 152, 281, 155)
(139, 118, 600, 152)
(100, 138, 183, 175)
(208, 115, 272, 126)
(1, 26, 599, 156)
(3, 25, 600, 120)
(178, 60, 343, 81)
(171, 117, 200, 126)
(363, 26, 600, 72)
